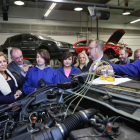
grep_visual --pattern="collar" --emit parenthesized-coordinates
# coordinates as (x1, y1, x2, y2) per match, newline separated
(120, 58, 130, 64)
(93, 55, 103, 63)
(0, 69, 18, 95)
(35, 65, 51, 70)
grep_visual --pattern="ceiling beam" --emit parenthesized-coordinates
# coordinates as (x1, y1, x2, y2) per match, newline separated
(26, 0, 134, 11)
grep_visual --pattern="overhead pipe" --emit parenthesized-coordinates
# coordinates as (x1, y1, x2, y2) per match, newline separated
(29, 0, 134, 11)
(2, 0, 9, 11)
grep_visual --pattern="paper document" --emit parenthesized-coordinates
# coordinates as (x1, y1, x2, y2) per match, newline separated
(92, 77, 131, 85)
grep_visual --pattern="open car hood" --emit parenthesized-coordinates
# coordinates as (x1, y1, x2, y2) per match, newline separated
(106, 29, 125, 44)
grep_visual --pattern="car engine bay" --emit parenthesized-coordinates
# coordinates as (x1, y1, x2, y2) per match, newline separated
(0, 80, 140, 140)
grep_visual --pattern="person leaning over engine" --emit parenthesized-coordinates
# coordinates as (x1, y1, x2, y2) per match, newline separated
(23, 49, 60, 95)
(97, 60, 140, 78)
(0, 52, 22, 105)
(85, 39, 112, 71)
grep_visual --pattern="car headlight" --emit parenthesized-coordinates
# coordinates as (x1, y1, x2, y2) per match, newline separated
(55, 41, 63, 47)
(72, 45, 75, 48)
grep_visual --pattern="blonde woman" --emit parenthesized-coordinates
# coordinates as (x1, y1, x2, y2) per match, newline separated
(75, 51, 89, 72)
(0, 52, 22, 105)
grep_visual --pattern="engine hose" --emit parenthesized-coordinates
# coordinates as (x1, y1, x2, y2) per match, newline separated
(25, 85, 57, 98)
(97, 113, 106, 124)
(97, 113, 105, 120)
(60, 109, 97, 138)
(107, 116, 117, 123)
(21, 97, 36, 120)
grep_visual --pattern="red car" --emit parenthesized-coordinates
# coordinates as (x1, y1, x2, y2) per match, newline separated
(73, 29, 133, 59)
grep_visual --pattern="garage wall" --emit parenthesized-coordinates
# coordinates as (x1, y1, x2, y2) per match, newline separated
(0, 6, 140, 59)
(0, 32, 139, 59)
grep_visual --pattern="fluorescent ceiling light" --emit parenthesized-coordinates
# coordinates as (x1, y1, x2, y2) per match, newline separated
(122, 11, 130, 15)
(130, 19, 140, 24)
(14, 0, 24, 6)
(74, 7, 83, 11)
(44, 3, 56, 17)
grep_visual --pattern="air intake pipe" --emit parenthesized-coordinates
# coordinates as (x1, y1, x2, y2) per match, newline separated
(9, 109, 97, 140)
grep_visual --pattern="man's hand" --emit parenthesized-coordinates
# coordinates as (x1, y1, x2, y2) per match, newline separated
(96, 65, 113, 74)
(22, 64, 33, 73)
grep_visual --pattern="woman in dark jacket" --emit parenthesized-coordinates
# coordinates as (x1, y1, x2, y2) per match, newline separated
(23, 49, 60, 95)
(0, 52, 22, 105)
(57, 52, 81, 83)
(75, 51, 89, 72)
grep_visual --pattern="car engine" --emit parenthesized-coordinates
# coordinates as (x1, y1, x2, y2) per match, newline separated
(0, 83, 140, 140)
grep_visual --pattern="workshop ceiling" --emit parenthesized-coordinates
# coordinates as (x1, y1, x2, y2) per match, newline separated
(1, 0, 140, 17)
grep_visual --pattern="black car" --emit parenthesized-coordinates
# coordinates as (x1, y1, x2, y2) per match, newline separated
(0, 33, 76, 60)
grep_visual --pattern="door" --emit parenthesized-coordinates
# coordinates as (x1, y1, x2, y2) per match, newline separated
(10, 35, 22, 49)
(75, 40, 89, 54)
(21, 34, 38, 58)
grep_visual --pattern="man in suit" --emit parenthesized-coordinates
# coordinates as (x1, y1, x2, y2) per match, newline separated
(7, 48, 32, 90)
(115, 47, 134, 65)
(86, 39, 111, 71)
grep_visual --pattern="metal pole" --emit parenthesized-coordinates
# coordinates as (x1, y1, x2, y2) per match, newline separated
(80, 11, 82, 33)
(118, 0, 120, 6)
(96, 19, 98, 39)
(87, 14, 88, 39)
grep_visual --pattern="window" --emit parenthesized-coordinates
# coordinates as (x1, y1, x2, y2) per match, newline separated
(88, 40, 94, 45)
(22, 34, 37, 42)
(75, 41, 87, 47)
(11, 35, 22, 43)
(4, 38, 10, 44)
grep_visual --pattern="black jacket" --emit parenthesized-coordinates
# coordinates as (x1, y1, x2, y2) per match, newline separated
(77, 65, 87, 72)
(7, 60, 31, 89)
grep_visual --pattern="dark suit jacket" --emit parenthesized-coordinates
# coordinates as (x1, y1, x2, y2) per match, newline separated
(7, 60, 31, 89)
(85, 55, 112, 71)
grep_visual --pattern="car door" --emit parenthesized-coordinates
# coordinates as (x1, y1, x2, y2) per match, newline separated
(21, 34, 38, 58)
(10, 35, 22, 49)
(75, 40, 88, 54)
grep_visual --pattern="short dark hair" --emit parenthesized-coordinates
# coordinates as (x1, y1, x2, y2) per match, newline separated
(61, 52, 73, 67)
(134, 49, 140, 55)
(37, 49, 50, 66)
(10, 48, 22, 58)
(119, 47, 128, 53)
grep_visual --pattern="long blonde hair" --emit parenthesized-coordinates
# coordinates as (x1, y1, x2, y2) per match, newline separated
(75, 51, 89, 67)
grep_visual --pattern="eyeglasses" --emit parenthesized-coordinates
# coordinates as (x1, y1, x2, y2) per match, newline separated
(13, 55, 23, 61)
(88, 46, 97, 50)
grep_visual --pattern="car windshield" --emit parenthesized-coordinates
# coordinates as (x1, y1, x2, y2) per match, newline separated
(36, 34, 54, 41)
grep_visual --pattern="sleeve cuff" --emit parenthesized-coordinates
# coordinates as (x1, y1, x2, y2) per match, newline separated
(21, 71, 26, 77)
